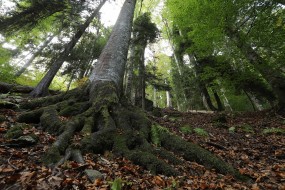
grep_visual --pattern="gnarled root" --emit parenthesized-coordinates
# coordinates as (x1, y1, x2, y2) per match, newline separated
(17, 81, 247, 179)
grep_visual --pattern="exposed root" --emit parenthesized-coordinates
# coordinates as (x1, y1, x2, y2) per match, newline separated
(17, 81, 247, 180)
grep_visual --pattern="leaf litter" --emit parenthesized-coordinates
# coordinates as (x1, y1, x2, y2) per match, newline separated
(0, 106, 285, 189)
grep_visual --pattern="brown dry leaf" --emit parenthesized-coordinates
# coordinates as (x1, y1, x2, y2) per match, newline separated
(20, 171, 36, 184)
(0, 167, 15, 173)
(239, 168, 247, 175)
(276, 172, 285, 179)
(0, 127, 6, 132)
(153, 176, 165, 187)
(48, 176, 63, 188)
(94, 178, 103, 186)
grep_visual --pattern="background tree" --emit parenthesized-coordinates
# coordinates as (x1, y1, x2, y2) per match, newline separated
(29, 0, 107, 97)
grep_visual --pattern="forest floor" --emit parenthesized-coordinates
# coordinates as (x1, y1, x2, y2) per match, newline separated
(0, 94, 285, 189)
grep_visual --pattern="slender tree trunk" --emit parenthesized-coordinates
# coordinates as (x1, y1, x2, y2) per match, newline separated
(30, 0, 106, 97)
(166, 90, 172, 108)
(139, 46, 146, 110)
(153, 87, 157, 107)
(217, 81, 233, 111)
(244, 90, 257, 111)
(201, 85, 218, 111)
(212, 89, 224, 111)
(15, 34, 56, 77)
(125, 43, 135, 101)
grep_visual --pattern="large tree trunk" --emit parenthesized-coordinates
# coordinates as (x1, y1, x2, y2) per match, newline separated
(30, 0, 106, 97)
(17, 0, 246, 180)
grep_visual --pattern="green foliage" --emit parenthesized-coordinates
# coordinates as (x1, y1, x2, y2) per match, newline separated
(15, 71, 67, 91)
(111, 178, 123, 190)
(133, 12, 159, 45)
(151, 124, 169, 146)
(262, 128, 285, 135)
(228, 126, 236, 133)
(180, 125, 193, 134)
(193, 127, 208, 137)
(237, 124, 254, 134)
(0, 47, 14, 83)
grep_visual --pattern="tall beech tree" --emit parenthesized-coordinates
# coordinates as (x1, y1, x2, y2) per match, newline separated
(17, 0, 246, 179)
(30, 0, 107, 97)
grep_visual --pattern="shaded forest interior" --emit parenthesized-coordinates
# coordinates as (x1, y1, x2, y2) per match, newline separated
(0, 0, 285, 189)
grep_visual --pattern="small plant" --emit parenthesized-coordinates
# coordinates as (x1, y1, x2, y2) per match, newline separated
(262, 127, 285, 135)
(239, 124, 254, 134)
(151, 124, 169, 146)
(180, 125, 193, 134)
(111, 178, 123, 190)
(228, 126, 236, 133)
(193, 127, 208, 137)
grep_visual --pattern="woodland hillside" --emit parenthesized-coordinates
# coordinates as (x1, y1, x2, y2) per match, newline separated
(0, 0, 285, 189)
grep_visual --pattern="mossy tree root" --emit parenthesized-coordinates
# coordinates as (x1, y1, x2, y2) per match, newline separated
(17, 81, 246, 180)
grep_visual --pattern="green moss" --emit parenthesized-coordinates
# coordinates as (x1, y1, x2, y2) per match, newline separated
(42, 146, 61, 165)
(159, 131, 246, 180)
(237, 124, 254, 134)
(17, 108, 44, 123)
(81, 116, 94, 135)
(4, 123, 31, 139)
(40, 107, 62, 134)
(128, 150, 179, 176)
(59, 101, 90, 116)
(90, 81, 119, 109)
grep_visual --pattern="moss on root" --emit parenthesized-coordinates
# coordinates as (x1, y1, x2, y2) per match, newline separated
(40, 106, 63, 134)
(17, 82, 246, 181)
(5, 123, 31, 139)
(159, 131, 247, 180)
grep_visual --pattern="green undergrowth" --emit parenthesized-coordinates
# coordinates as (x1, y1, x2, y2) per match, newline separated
(262, 127, 285, 135)
(228, 124, 254, 134)
(151, 124, 170, 146)
(179, 125, 208, 137)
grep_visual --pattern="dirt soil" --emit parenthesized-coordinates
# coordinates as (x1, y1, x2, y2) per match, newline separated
(0, 101, 285, 189)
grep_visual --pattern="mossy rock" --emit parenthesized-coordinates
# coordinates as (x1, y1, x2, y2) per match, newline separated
(4, 123, 32, 139)
(0, 115, 6, 122)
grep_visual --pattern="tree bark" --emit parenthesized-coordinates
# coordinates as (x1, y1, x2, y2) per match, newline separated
(212, 89, 224, 111)
(89, 0, 135, 96)
(30, 0, 106, 97)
